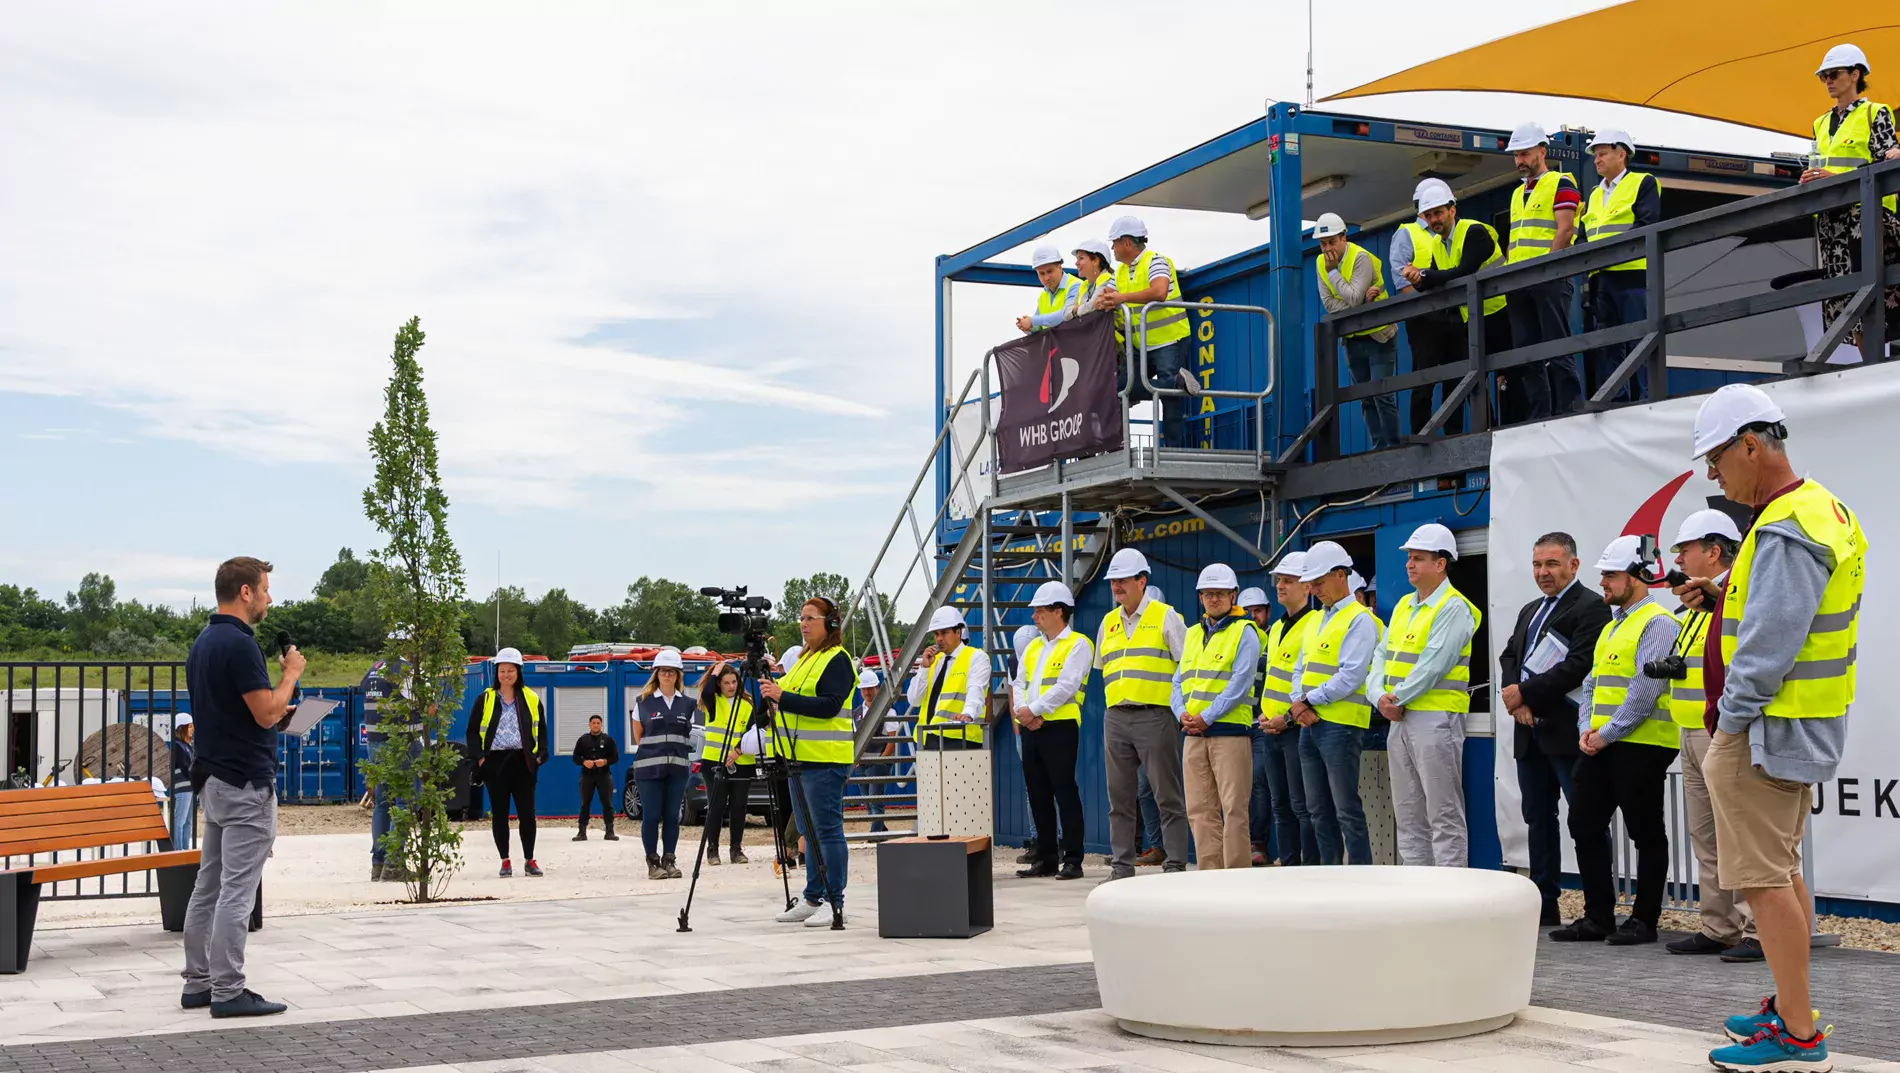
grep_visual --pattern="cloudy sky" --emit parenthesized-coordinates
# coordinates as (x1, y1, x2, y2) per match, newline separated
(1, 1, 1805, 614)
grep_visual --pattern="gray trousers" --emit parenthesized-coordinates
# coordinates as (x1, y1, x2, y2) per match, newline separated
(1387, 710, 1468, 867)
(1105, 704, 1189, 872)
(182, 778, 276, 1000)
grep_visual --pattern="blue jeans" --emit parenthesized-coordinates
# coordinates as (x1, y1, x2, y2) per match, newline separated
(1299, 719, 1371, 865)
(1261, 724, 1316, 864)
(170, 789, 195, 849)
(636, 770, 690, 857)
(369, 738, 422, 864)
(1589, 273, 1649, 402)
(1343, 334, 1401, 449)
(1248, 731, 1269, 848)
(1518, 748, 1587, 914)
(789, 763, 851, 909)
(1135, 766, 1162, 850)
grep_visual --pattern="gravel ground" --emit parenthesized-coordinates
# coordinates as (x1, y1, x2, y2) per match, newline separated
(1555, 889, 1898, 952)
(269, 803, 912, 838)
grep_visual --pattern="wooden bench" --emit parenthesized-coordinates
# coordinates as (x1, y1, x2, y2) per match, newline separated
(1, 783, 201, 974)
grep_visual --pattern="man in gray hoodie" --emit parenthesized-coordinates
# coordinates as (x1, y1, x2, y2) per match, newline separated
(1679, 384, 1865, 1073)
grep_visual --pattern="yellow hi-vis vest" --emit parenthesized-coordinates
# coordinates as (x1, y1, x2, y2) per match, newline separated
(1508, 170, 1576, 262)
(777, 646, 856, 763)
(1669, 607, 1712, 730)
(474, 686, 545, 755)
(1317, 241, 1390, 338)
(1112, 249, 1189, 348)
(1383, 584, 1482, 714)
(702, 693, 757, 766)
(1099, 600, 1177, 708)
(1400, 222, 1437, 271)
(1261, 611, 1317, 720)
(1032, 274, 1081, 329)
(1721, 480, 1866, 719)
(1179, 613, 1256, 728)
(916, 642, 984, 745)
(1813, 102, 1900, 214)
(1297, 599, 1377, 729)
(1582, 171, 1655, 273)
(1590, 601, 1678, 747)
(1021, 630, 1086, 722)
(1431, 218, 1508, 321)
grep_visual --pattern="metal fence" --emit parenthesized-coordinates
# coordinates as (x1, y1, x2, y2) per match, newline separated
(1608, 767, 1825, 918)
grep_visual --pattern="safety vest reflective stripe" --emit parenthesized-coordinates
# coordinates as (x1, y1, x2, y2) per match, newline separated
(1112, 250, 1190, 347)
(1317, 241, 1391, 338)
(1099, 601, 1178, 708)
(1180, 615, 1255, 727)
(1669, 609, 1710, 729)
(1508, 171, 1575, 263)
(633, 755, 690, 769)
(1435, 219, 1508, 320)
(918, 643, 985, 744)
(778, 647, 857, 763)
(1813, 104, 1900, 213)
(702, 695, 757, 763)
(1297, 601, 1379, 729)
(1022, 632, 1086, 722)
(1582, 171, 1655, 273)
(1382, 586, 1481, 715)
(1261, 613, 1316, 717)
(1589, 602, 1678, 747)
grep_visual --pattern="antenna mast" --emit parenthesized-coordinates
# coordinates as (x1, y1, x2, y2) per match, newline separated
(1305, 0, 1315, 107)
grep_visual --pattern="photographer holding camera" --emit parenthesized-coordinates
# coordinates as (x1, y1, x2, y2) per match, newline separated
(1657, 510, 1759, 961)
(758, 597, 855, 928)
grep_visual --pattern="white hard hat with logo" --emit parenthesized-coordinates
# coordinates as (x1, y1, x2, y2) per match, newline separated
(1817, 44, 1870, 75)
(926, 606, 966, 633)
(1030, 244, 1064, 269)
(492, 647, 525, 667)
(1671, 509, 1744, 551)
(1298, 541, 1355, 582)
(1588, 128, 1634, 152)
(1414, 178, 1456, 212)
(652, 647, 684, 671)
(1270, 551, 1308, 578)
(1238, 587, 1270, 608)
(1196, 563, 1240, 590)
(1108, 215, 1148, 240)
(1506, 122, 1549, 152)
(1031, 581, 1076, 607)
(1313, 212, 1348, 239)
(1691, 383, 1786, 459)
(1073, 237, 1114, 263)
(1594, 535, 1649, 574)
(1105, 547, 1152, 579)
(1400, 522, 1459, 559)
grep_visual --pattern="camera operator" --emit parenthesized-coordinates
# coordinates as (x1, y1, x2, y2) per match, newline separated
(758, 597, 855, 928)
(698, 659, 755, 864)
(1658, 510, 1758, 960)
(1550, 536, 1680, 947)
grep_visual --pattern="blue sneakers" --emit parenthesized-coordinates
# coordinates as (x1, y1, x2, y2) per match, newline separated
(1724, 995, 1822, 1044)
(1708, 1021, 1832, 1071)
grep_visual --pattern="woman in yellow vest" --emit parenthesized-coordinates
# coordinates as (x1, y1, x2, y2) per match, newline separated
(465, 647, 549, 878)
(758, 597, 857, 927)
(1172, 564, 1262, 870)
(1095, 215, 1193, 447)
(697, 659, 757, 866)
(1801, 43, 1900, 347)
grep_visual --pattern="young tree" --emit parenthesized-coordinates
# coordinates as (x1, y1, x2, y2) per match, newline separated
(360, 316, 468, 902)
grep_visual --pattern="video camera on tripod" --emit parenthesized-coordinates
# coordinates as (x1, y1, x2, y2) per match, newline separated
(700, 586, 777, 682)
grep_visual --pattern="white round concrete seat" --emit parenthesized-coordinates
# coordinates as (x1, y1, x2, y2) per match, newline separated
(1086, 866, 1541, 1047)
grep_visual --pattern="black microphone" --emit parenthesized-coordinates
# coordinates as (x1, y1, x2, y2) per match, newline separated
(274, 630, 293, 657)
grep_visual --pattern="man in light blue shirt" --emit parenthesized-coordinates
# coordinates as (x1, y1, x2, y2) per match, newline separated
(1016, 245, 1081, 334)
(1288, 541, 1380, 864)
(1170, 564, 1262, 868)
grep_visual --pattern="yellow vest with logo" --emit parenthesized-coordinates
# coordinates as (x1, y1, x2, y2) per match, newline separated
(1582, 171, 1654, 273)
(1261, 612, 1317, 719)
(702, 693, 757, 766)
(1033, 274, 1081, 328)
(1589, 602, 1678, 747)
(1298, 600, 1377, 729)
(1021, 631, 1086, 722)
(1179, 614, 1256, 728)
(1317, 241, 1390, 338)
(1112, 249, 1189, 348)
(1668, 607, 1711, 730)
(778, 646, 856, 763)
(916, 642, 985, 744)
(1431, 218, 1508, 320)
(1813, 103, 1900, 213)
(1383, 584, 1482, 714)
(1099, 600, 1178, 708)
(1508, 170, 1576, 262)
(1721, 480, 1866, 719)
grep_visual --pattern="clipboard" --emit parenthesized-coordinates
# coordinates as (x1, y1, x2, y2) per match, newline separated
(281, 697, 340, 737)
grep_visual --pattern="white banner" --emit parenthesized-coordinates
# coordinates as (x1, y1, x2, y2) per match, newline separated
(1488, 362, 1900, 904)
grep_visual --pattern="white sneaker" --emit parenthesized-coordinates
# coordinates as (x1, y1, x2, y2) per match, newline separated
(776, 900, 820, 923)
(804, 906, 843, 928)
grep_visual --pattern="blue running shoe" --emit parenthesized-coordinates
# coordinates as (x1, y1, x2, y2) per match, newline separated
(1708, 1022, 1831, 1072)
(1724, 995, 1821, 1044)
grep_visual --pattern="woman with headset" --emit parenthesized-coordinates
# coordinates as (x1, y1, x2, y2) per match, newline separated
(758, 596, 855, 927)
(631, 647, 696, 880)
(697, 658, 756, 865)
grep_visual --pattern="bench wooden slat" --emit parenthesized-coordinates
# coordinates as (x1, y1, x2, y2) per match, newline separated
(0, 802, 168, 827)
(0, 789, 158, 818)
(0, 814, 170, 854)
(0, 784, 159, 806)
(13, 849, 200, 885)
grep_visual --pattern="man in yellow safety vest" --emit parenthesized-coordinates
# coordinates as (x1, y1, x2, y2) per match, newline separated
(1550, 536, 1681, 948)
(1503, 122, 1584, 421)
(1171, 563, 1261, 870)
(1580, 128, 1664, 404)
(1397, 179, 1508, 435)
(1016, 244, 1081, 335)
(1011, 581, 1095, 880)
(1286, 540, 1380, 864)
(1095, 215, 1194, 447)
(1314, 212, 1400, 449)
(1094, 548, 1189, 880)
(1255, 553, 1319, 866)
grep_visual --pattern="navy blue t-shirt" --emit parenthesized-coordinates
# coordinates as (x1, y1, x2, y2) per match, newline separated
(186, 614, 277, 789)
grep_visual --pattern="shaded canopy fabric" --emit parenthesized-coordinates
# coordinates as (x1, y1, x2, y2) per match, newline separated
(1325, 3, 1900, 138)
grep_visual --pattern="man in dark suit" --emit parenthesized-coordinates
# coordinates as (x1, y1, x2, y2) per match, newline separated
(1497, 532, 1612, 926)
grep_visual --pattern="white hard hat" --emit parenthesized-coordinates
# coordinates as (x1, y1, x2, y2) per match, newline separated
(858, 668, 879, 689)
(1105, 547, 1152, 579)
(652, 647, 684, 670)
(778, 645, 803, 670)
(175, 714, 193, 729)
(1030, 244, 1064, 269)
(1298, 541, 1355, 583)
(1313, 212, 1348, 239)
(1400, 522, 1459, 559)
(1587, 127, 1634, 152)
(1073, 237, 1114, 263)
(1270, 551, 1308, 578)
(1671, 509, 1744, 551)
(1347, 571, 1368, 594)
(1817, 44, 1870, 75)
(1030, 581, 1076, 607)
(492, 647, 525, 667)
(1594, 535, 1648, 574)
(1505, 122, 1549, 152)
(1145, 585, 1165, 604)
(1691, 383, 1786, 459)
(1196, 563, 1240, 591)
(926, 606, 966, 632)
(1108, 215, 1148, 240)
(1415, 178, 1456, 212)
(1012, 624, 1038, 658)
(1238, 587, 1270, 608)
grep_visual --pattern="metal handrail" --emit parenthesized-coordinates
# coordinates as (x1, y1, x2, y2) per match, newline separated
(1130, 300, 1277, 467)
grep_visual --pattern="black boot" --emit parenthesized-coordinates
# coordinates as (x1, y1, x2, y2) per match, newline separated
(662, 853, 682, 879)
(602, 826, 618, 841)
(572, 828, 588, 841)
(646, 854, 666, 880)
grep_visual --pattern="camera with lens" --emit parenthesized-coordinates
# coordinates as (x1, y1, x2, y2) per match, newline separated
(1642, 654, 1689, 681)
(700, 586, 776, 679)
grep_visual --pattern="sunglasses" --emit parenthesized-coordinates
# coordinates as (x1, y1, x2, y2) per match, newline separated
(1819, 68, 1855, 81)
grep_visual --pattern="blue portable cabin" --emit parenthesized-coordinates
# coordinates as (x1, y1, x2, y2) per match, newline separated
(930, 103, 1815, 862)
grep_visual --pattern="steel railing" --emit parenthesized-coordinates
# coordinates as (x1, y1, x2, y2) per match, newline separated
(1129, 300, 1278, 466)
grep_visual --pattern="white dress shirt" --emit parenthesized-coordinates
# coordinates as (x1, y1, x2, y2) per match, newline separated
(906, 642, 992, 723)
(1011, 626, 1094, 717)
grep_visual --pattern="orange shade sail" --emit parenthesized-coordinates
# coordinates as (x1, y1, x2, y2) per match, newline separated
(1325, 3, 1900, 138)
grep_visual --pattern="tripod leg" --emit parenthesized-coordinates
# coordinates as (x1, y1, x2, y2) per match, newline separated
(676, 769, 725, 933)
(765, 768, 795, 910)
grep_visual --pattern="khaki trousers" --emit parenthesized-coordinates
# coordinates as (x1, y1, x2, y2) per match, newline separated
(1680, 728, 1755, 943)
(1183, 734, 1253, 869)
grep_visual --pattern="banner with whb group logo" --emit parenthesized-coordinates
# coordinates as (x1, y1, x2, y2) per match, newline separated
(993, 311, 1122, 474)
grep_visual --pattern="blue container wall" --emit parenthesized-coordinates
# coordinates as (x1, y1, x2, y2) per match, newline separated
(280, 686, 358, 803)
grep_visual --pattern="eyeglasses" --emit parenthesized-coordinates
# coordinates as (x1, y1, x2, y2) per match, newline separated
(799, 614, 824, 623)
(1819, 68, 1854, 81)
(1704, 434, 1741, 469)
